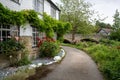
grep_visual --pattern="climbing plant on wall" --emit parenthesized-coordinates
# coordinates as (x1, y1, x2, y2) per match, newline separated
(0, 3, 26, 26)
(0, 3, 72, 41)
(56, 21, 72, 41)
(42, 13, 57, 38)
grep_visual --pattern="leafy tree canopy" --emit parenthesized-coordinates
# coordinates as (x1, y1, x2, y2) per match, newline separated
(59, 0, 95, 40)
(113, 9, 120, 29)
(96, 20, 112, 28)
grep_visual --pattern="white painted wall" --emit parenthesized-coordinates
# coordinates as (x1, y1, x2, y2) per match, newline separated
(20, 0, 34, 10)
(44, 0, 51, 15)
(0, 0, 20, 11)
(20, 24, 32, 36)
(56, 10, 59, 20)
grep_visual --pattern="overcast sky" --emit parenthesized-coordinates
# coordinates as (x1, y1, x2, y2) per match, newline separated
(52, 0, 120, 24)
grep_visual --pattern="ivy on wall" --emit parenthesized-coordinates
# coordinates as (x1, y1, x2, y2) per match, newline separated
(0, 3, 72, 41)
(0, 3, 26, 26)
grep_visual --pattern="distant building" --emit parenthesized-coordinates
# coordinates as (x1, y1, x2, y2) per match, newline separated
(97, 28, 112, 38)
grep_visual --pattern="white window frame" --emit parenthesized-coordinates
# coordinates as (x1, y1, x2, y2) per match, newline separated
(0, 25, 19, 42)
(34, 0, 44, 13)
(32, 27, 40, 47)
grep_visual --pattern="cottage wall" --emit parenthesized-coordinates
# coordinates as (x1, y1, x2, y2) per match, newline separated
(20, 0, 34, 10)
(56, 10, 60, 20)
(0, 0, 20, 11)
(0, 0, 60, 60)
(44, 0, 51, 15)
(20, 24, 32, 36)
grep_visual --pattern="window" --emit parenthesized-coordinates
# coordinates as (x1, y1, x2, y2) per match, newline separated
(0, 25, 19, 42)
(51, 6, 56, 18)
(32, 27, 46, 47)
(34, 0, 44, 13)
(11, 0, 20, 4)
(32, 27, 40, 47)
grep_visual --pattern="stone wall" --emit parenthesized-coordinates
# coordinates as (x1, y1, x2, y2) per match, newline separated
(64, 33, 101, 42)
(20, 36, 38, 60)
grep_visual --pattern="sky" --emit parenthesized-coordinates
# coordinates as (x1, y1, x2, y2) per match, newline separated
(52, 0, 120, 25)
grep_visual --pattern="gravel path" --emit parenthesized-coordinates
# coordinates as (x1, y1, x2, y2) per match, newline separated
(40, 46, 104, 80)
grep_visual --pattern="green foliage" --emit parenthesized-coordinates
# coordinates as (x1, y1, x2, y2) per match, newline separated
(109, 10, 120, 41)
(99, 39, 120, 47)
(22, 10, 44, 30)
(113, 9, 120, 29)
(59, 0, 94, 40)
(95, 20, 111, 28)
(64, 39, 120, 80)
(3, 68, 35, 80)
(16, 54, 31, 66)
(0, 3, 26, 26)
(0, 39, 25, 57)
(0, 3, 71, 41)
(39, 41, 60, 57)
(42, 13, 57, 38)
(56, 21, 72, 42)
(83, 43, 120, 80)
(110, 29, 120, 41)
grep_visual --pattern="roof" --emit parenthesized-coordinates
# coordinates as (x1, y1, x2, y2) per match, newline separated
(46, 0, 60, 11)
(97, 28, 112, 34)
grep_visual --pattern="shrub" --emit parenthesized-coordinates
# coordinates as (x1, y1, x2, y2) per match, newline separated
(110, 29, 120, 41)
(39, 41, 60, 57)
(16, 54, 31, 66)
(84, 43, 120, 80)
(0, 39, 25, 57)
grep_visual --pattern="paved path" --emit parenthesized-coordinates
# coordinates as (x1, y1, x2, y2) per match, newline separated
(40, 46, 103, 80)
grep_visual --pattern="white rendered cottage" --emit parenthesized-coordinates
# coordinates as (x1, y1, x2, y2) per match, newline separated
(0, 0, 60, 59)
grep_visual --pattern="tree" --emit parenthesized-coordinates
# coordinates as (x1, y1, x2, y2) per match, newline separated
(96, 20, 112, 28)
(110, 10, 120, 41)
(113, 9, 120, 29)
(59, 0, 94, 41)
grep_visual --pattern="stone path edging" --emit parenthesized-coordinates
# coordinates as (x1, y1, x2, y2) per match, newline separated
(0, 49, 66, 80)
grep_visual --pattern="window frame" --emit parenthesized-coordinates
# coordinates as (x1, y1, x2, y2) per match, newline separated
(34, 0, 44, 13)
(32, 27, 40, 47)
(51, 6, 56, 18)
(0, 24, 19, 42)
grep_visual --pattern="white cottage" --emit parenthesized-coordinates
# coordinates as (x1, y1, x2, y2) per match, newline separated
(0, 0, 60, 59)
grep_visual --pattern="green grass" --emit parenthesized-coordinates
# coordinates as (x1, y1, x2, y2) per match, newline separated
(3, 68, 35, 80)
(62, 40, 120, 80)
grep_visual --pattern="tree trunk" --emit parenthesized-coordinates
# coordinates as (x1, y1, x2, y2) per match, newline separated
(71, 26, 77, 41)
(72, 32, 75, 41)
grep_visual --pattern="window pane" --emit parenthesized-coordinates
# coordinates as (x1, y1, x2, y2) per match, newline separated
(51, 7, 56, 18)
(7, 31, 10, 36)
(35, 0, 44, 13)
(2, 31, 6, 36)
(0, 31, 1, 36)
(32, 27, 40, 47)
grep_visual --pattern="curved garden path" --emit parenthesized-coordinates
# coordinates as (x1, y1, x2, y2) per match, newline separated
(40, 46, 103, 80)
